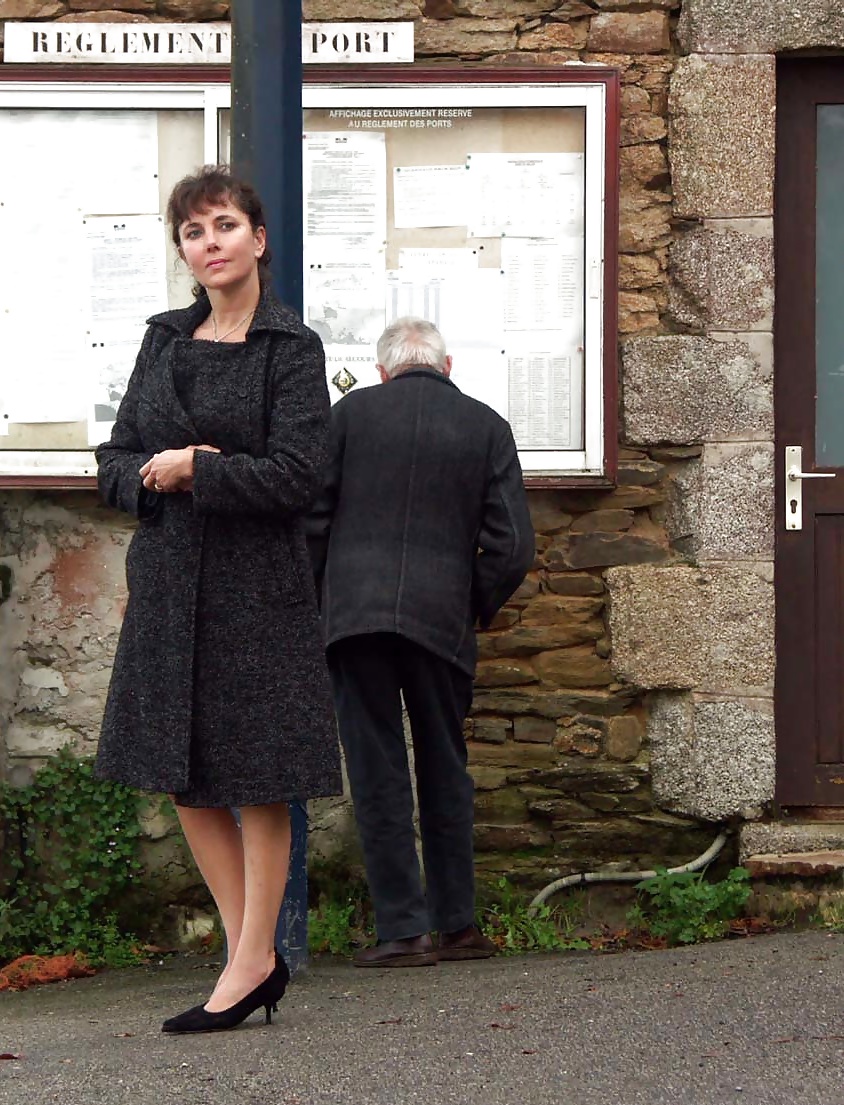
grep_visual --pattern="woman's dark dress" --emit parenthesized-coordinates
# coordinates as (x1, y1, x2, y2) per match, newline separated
(95, 290, 342, 807)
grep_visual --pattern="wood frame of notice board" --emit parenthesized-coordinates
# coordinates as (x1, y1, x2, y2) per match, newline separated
(0, 64, 619, 489)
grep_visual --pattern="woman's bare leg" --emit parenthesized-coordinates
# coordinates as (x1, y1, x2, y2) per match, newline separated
(175, 804, 246, 993)
(204, 802, 291, 1013)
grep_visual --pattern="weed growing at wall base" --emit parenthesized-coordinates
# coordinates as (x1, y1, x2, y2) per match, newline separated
(306, 870, 758, 958)
(308, 900, 358, 957)
(307, 876, 590, 956)
(308, 880, 373, 956)
(629, 867, 751, 945)
(483, 877, 589, 954)
(0, 747, 144, 967)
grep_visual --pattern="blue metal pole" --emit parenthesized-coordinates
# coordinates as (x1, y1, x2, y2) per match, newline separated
(231, 0, 304, 314)
(230, 0, 309, 973)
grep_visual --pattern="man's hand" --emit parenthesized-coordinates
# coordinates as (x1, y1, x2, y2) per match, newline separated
(140, 445, 220, 493)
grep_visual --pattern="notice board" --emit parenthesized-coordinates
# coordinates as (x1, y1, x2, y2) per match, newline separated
(0, 67, 618, 486)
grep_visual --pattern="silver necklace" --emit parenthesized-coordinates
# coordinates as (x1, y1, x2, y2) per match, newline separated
(211, 308, 255, 343)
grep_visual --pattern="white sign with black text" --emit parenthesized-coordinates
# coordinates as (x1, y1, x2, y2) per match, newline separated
(3, 21, 414, 64)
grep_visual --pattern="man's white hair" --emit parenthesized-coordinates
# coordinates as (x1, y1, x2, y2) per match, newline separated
(376, 316, 448, 378)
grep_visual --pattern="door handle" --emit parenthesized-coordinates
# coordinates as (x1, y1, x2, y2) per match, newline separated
(785, 445, 836, 530)
(787, 467, 836, 480)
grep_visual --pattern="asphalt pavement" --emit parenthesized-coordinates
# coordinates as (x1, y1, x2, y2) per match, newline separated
(1, 931, 843, 1105)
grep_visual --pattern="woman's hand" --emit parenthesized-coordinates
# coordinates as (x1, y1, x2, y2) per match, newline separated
(140, 445, 220, 493)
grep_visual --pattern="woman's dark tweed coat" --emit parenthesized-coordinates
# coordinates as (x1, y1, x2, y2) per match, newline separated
(95, 288, 342, 807)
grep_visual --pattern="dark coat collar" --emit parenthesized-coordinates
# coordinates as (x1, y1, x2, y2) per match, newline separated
(391, 367, 458, 389)
(147, 283, 305, 338)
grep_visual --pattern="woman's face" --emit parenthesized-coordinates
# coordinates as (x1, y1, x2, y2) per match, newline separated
(178, 197, 266, 292)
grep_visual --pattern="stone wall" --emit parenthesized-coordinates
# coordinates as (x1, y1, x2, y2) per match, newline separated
(611, 1, 809, 828)
(0, 0, 746, 920)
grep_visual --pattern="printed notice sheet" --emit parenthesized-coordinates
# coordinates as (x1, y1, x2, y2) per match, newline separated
(85, 215, 167, 337)
(304, 132, 387, 250)
(1, 349, 85, 422)
(80, 111, 160, 215)
(2, 345, 87, 424)
(307, 258, 386, 346)
(2, 210, 87, 327)
(85, 215, 168, 444)
(508, 347, 583, 451)
(0, 208, 89, 424)
(502, 238, 584, 335)
(386, 269, 504, 349)
(450, 348, 509, 421)
(466, 152, 584, 239)
(386, 272, 445, 328)
(0, 111, 80, 210)
(88, 340, 141, 445)
(0, 109, 159, 215)
(324, 344, 380, 403)
(392, 164, 469, 229)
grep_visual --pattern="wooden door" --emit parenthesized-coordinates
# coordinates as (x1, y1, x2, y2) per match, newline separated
(776, 59, 844, 806)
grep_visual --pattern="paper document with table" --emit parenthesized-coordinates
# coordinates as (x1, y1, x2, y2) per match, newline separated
(302, 113, 586, 453)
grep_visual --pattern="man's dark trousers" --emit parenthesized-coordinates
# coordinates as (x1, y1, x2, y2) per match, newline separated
(328, 632, 476, 942)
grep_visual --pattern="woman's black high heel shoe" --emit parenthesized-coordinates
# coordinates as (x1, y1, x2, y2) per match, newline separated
(161, 955, 290, 1034)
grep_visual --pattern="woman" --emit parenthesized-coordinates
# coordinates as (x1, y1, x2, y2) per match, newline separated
(95, 166, 342, 1034)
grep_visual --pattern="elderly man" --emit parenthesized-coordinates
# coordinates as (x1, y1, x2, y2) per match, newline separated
(307, 317, 534, 967)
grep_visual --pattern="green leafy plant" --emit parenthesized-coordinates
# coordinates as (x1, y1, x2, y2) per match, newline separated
(630, 867, 751, 946)
(812, 900, 844, 933)
(308, 882, 376, 957)
(308, 900, 357, 957)
(308, 876, 592, 958)
(0, 747, 144, 967)
(483, 877, 589, 954)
